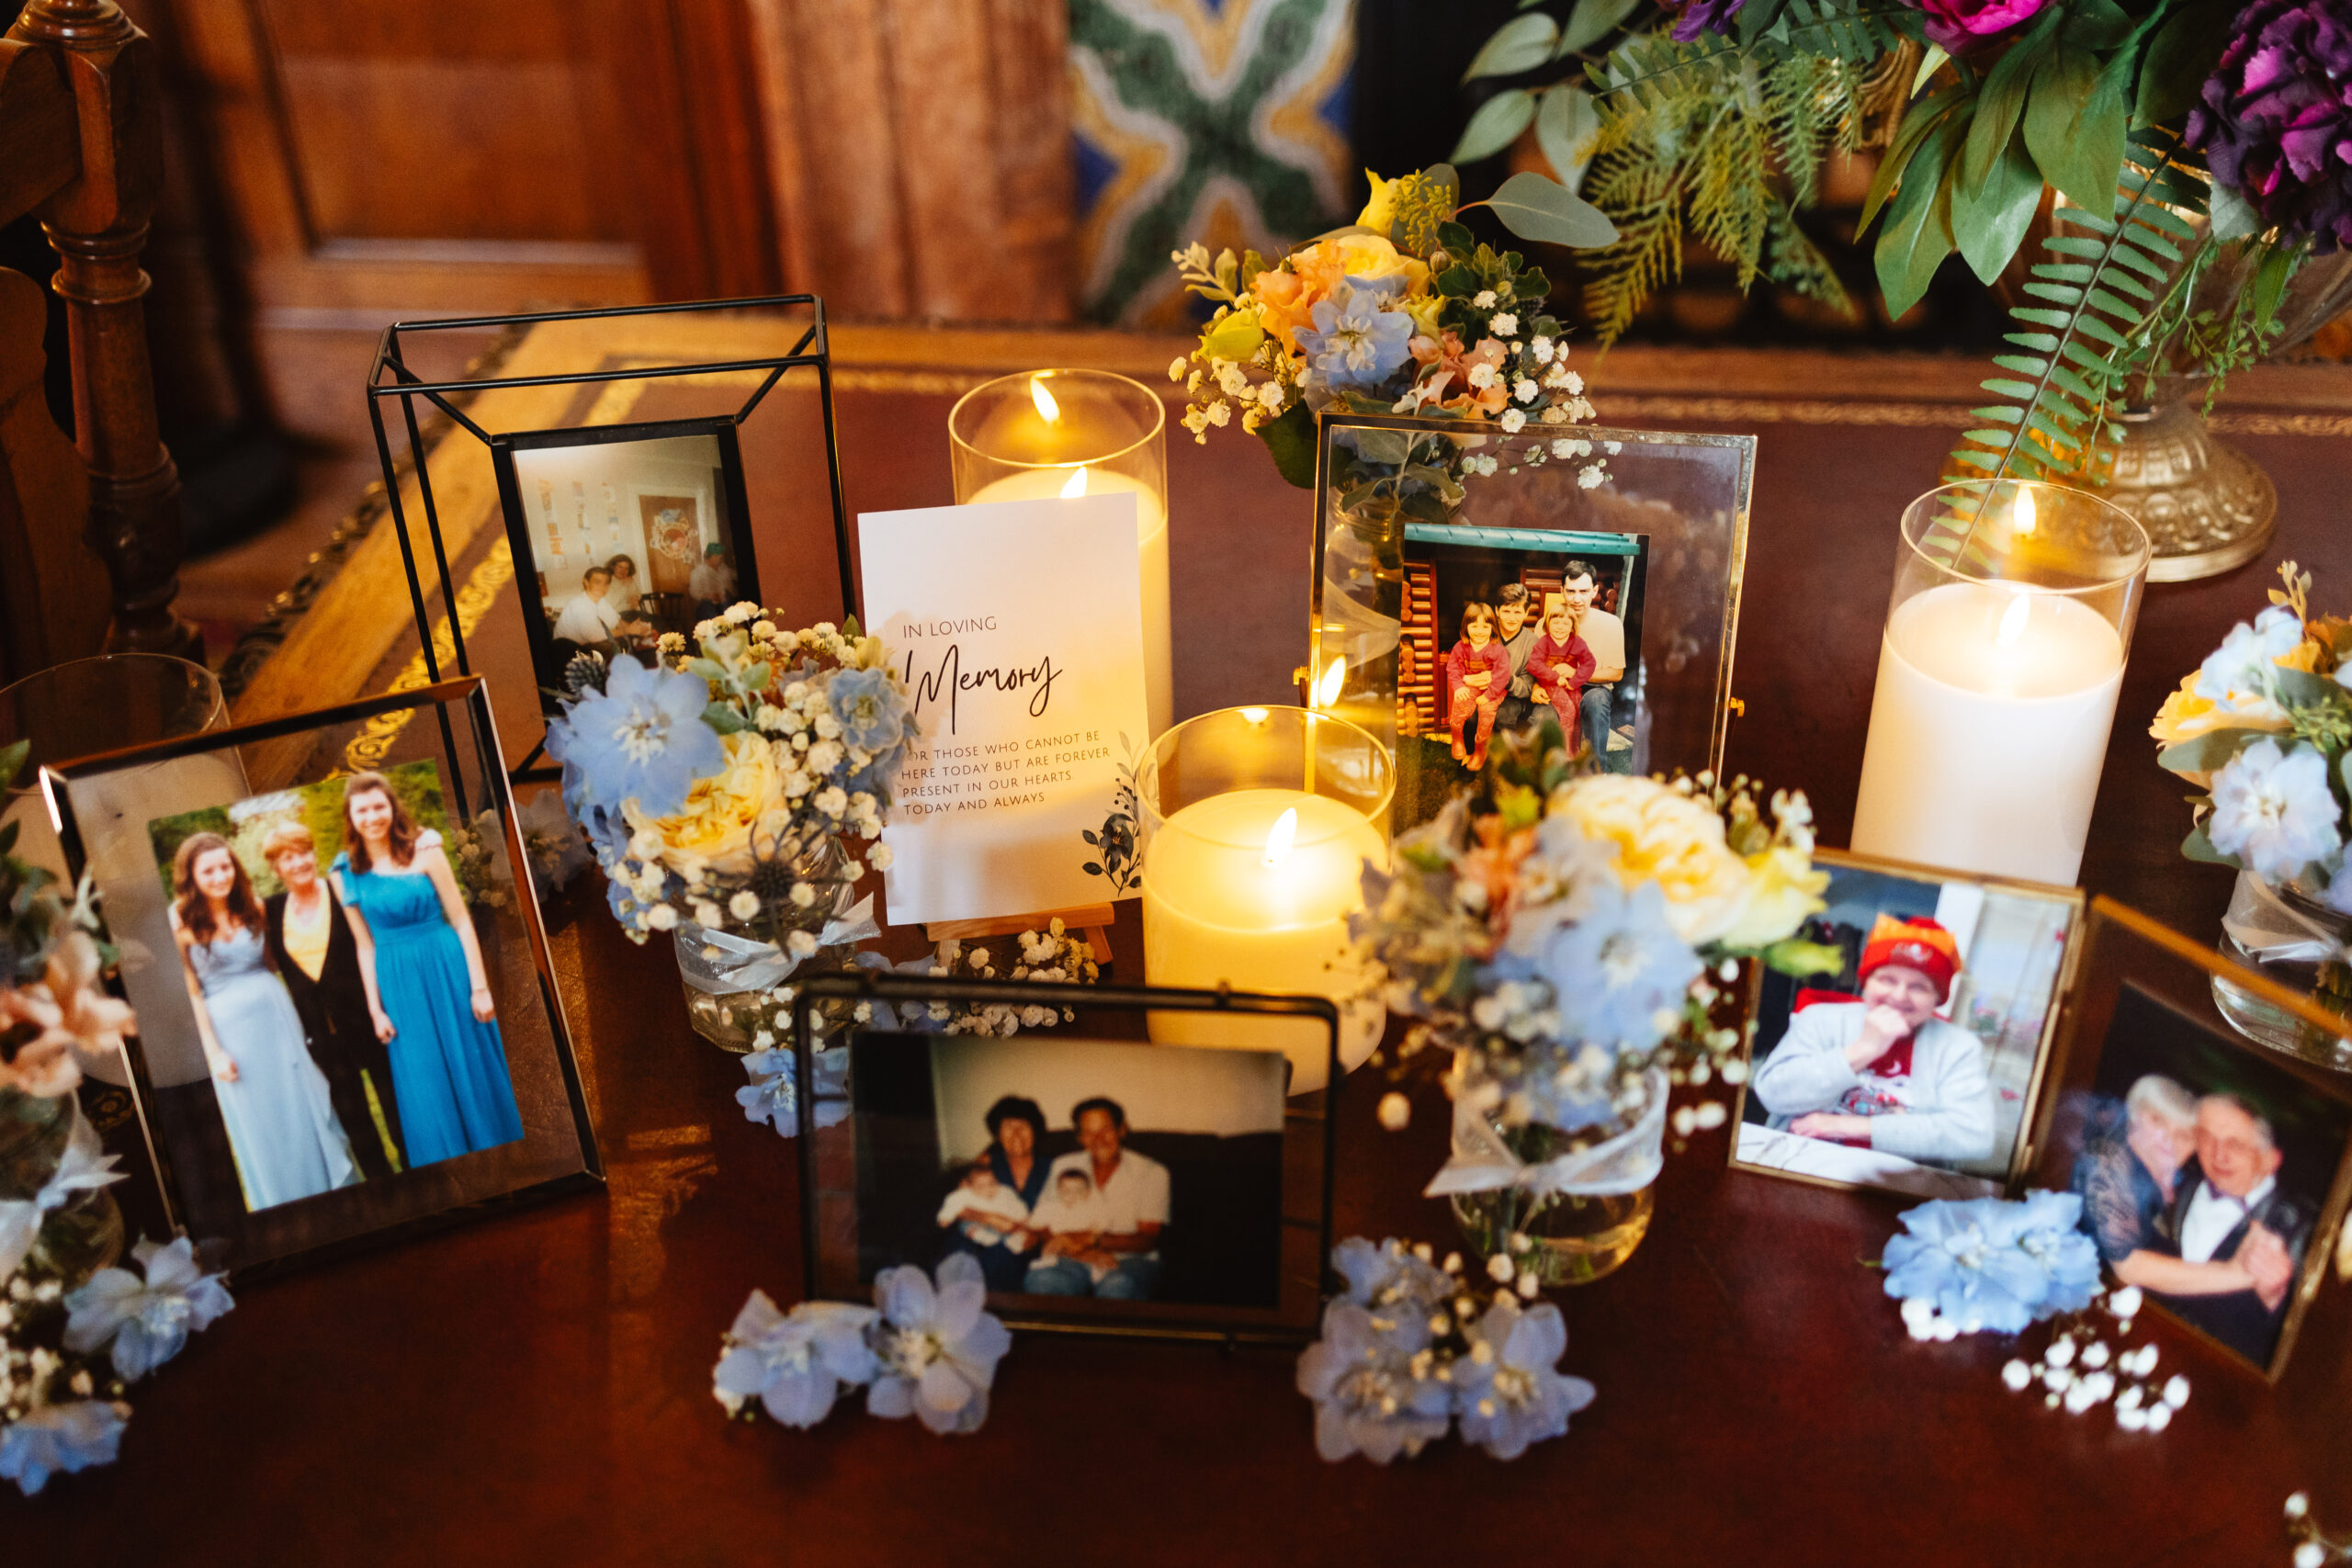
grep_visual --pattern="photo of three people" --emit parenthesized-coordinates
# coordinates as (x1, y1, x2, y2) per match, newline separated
(152, 762, 526, 1214)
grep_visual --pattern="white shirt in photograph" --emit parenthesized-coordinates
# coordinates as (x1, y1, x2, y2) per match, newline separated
(935, 1179, 1032, 1248)
(550, 591, 619, 645)
(689, 558, 735, 603)
(1046, 1146, 1169, 1258)
(2180, 1173, 2277, 1263)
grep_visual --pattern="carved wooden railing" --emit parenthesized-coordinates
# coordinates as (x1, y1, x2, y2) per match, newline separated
(0, 0, 197, 684)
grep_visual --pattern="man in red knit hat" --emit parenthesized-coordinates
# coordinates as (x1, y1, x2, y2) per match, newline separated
(1750, 914, 1996, 1167)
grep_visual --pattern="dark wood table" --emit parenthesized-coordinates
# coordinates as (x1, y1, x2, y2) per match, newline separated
(28, 347, 2352, 1563)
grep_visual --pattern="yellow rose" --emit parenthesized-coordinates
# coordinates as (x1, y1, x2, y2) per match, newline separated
(1719, 845, 1829, 951)
(1357, 169, 1399, 237)
(2149, 672, 2289, 747)
(1551, 775, 1752, 943)
(624, 730, 790, 880)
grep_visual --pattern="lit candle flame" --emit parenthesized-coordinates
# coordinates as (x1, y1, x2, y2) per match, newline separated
(1996, 589, 2032, 648)
(1031, 376, 1061, 424)
(1262, 807, 1298, 868)
(2012, 485, 2037, 538)
(1060, 466, 1089, 500)
(1314, 656, 1346, 707)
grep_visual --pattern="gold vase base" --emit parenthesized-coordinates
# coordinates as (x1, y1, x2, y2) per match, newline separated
(2105, 401, 2277, 584)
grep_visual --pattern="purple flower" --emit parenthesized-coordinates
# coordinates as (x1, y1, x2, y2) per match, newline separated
(2186, 0, 2352, 251)
(1672, 0, 1746, 41)
(1451, 1297, 1596, 1460)
(1906, 0, 2052, 51)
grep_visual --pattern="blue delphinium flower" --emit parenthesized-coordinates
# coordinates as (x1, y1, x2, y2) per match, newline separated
(711, 1290, 879, 1428)
(1501, 875, 1699, 1051)
(0, 1400, 125, 1495)
(1295, 1301, 1453, 1463)
(735, 1045, 850, 1137)
(828, 666, 914, 755)
(1331, 1236, 1452, 1309)
(1451, 1297, 1596, 1461)
(1298, 284, 1414, 392)
(865, 1251, 1012, 1435)
(62, 1237, 234, 1382)
(2208, 739, 2345, 884)
(2196, 604, 2302, 708)
(0, 1120, 121, 1279)
(1882, 1195, 2052, 1334)
(548, 653, 724, 818)
(2010, 1190, 2102, 1314)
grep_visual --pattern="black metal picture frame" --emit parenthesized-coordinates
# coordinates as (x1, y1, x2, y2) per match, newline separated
(792, 972, 1341, 1345)
(489, 413, 761, 716)
(366, 294, 854, 780)
(39, 675, 603, 1280)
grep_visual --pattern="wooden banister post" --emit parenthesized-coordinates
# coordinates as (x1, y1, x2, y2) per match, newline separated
(12, 0, 199, 660)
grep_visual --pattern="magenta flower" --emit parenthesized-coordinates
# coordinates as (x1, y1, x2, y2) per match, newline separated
(1909, 0, 2052, 51)
(2185, 0, 2352, 252)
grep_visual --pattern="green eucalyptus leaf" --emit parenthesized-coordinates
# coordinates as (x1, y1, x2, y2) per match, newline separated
(2209, 179, 2260, 241)
(1486, 169, 1620, 247)
(702, 702, 747, 735)
(1464, 13, 1559, 82)
(2182, 821, 2238, 866)
(1534, 83, 1601, 191)
(2157, 727, 2278, 775)
(1257, 401, 1319, 489)
(2271, 667, 2348, 708)
(1954, 131, 2044, 283)
(1557, 0, 1643, 54)
(1453, 88, 1538, 164)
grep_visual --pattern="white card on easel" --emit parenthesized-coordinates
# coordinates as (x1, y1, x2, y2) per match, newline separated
(861, 492, 1151, 924)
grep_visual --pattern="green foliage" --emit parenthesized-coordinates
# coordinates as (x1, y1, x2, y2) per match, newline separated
(1589, 0, 1912, 112)
(1255, 401, 1321, 489)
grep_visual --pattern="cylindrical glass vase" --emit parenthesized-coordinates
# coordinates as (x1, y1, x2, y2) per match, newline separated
(949, 369, 1170, 737)
(1851, 480, 2149, 885)
(1138, 705, 1392, 1094)
(672, 836, 859, 1053)
(1446, 1070, 1669, 1287)
(0, 1091, 124, 1287)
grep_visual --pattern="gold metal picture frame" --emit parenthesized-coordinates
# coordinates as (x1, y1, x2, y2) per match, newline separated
(1728, 847, 2085, 1201)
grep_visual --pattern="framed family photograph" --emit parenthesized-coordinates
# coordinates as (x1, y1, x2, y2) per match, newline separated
(2028, 900, 2352, 1382)
(794, 974, 1340, 1340)
(490, 414, 760, 714)
(40, 676, 599, 1273)
(1309, 415, 1752, 834)
(1732, 850, 2082, 1201)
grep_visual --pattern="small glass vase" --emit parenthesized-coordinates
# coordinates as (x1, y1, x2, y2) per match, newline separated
(671, 838, 862, 1055)
(0, 1089, 124, 1287)
(2212, 871, 2352, 1071)
(1444, 1067, 1668, 1288)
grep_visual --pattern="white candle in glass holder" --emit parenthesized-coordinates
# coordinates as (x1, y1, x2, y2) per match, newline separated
(963, 465, 1170, 739)
(1850, 581, 2124, 885)
(1141, 787, 1386, 1094)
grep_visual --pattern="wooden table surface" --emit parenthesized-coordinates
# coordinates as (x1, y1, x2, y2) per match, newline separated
(31, 333, 2352, 1563)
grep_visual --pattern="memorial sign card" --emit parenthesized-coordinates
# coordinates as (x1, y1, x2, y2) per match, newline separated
(861, 493, 1151, 924)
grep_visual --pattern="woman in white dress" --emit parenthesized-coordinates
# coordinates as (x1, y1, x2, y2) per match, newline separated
(171, 832, 358, 1210)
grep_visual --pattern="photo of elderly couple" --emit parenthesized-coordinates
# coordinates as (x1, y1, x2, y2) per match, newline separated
(847, 1032, 1289, 1309)
(146, 761, 524, 1214)
(2052, 981, 2351, 1371)
(1737, 859, 2077, 1200)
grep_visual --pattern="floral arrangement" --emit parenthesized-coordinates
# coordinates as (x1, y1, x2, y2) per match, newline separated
(2152, 562, 2352, 1003)
(1296, 1236, 1596, 1463)
(545, 609, 915, 950)
(1351, 722, 1834, 1277)
(0, 742, 231, 1495)
(1879, 1190, 2191, 1430)
(1453, 0, 2323, 487)
(713, 1252, 1010, 1437)
(1170, 163, 1617, 489)
(2288, 1492, 2352, 1566)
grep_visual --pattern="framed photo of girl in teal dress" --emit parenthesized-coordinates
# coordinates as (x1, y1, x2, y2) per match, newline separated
(43, 676, 598, 1274)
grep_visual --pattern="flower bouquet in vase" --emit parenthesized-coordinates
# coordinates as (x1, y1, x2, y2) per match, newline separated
(2152, 562, 2352, 1064)
(544, 609, 918, 1055)
(1352, 721, 1838, 1284)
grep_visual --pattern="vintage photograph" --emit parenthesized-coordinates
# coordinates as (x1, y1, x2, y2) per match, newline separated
(2046, 981, 2352, 1373)
(843, 1032, 1289, 1309)
(1395, 535, 1646, 829)
(143, 759, 525, 1213)
(492, 417, 757, 707)
(1736, 855, 2078, 1200)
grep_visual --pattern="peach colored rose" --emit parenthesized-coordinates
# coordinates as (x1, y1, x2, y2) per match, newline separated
(1410, 333, 1510, 415)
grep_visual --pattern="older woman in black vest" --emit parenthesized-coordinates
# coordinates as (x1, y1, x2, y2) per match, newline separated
(261, 820, 407, 1179)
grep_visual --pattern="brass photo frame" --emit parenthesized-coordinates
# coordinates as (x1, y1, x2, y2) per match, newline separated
(41, 676, 601, 1276)
(2025, 899, 2352, 1382)
(1307, 415, 1754, 835)
(1728, 847, 2084, 1201)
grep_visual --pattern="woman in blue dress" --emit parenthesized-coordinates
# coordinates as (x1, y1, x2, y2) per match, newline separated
(942, 1097, 1053, 1292)
(333, 773, 525, 1166)
(171, 832, 358, 1210)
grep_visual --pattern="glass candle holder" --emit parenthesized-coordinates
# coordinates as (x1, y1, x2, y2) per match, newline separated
(1852, 479, 2150, 885)
(949, 368, 1170, 736)
(1138, 705, 1392, 1094)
